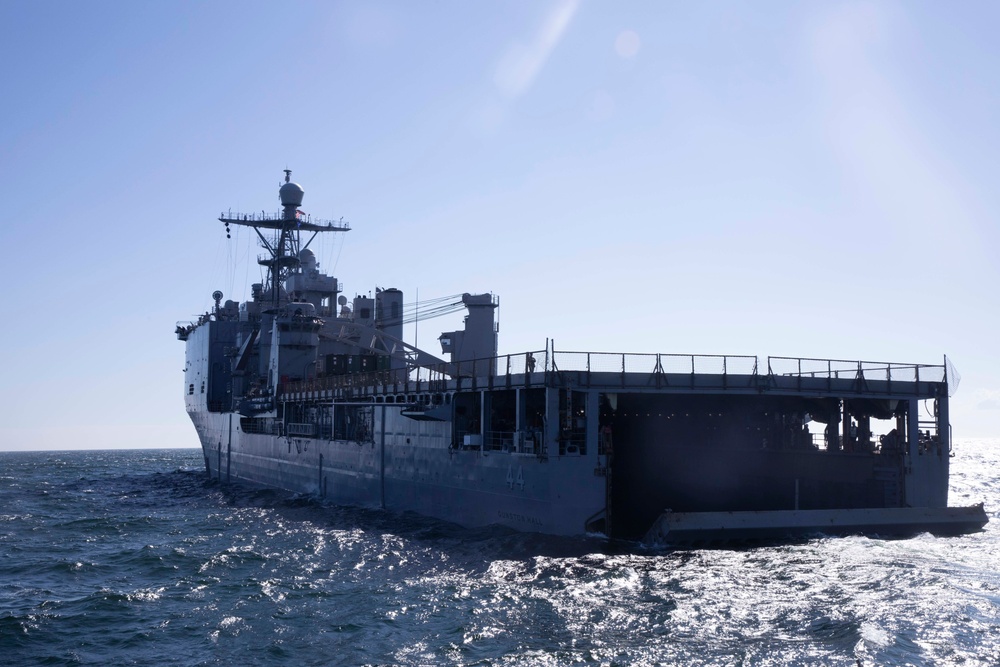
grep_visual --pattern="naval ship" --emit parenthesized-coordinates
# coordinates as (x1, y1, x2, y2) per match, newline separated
(178, 171, 987, 542)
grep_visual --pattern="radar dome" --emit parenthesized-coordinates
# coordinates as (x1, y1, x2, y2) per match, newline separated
(280, 180, 305, 207)
(299, 248, 316, 270)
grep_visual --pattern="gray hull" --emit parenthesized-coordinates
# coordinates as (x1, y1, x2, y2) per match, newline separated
(190, 409, 605, 536)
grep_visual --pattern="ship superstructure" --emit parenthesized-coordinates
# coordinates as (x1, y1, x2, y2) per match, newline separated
(178, 172, 987, 541)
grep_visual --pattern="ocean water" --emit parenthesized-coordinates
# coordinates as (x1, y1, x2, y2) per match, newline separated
(1, 441, 997, 666)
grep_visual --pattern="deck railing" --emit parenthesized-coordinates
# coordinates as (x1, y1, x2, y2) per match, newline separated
(551, 351, 759, 376)
(220, 210, 351, 230)
(766, 357, 946, 383)
(279, 350, 946, 397)
(481, 430, 541, 454)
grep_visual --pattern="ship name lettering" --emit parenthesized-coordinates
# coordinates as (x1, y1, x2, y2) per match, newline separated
(497, 509, 543, 526)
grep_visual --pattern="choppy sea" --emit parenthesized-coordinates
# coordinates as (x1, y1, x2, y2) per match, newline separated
(1, 440, 997, 666)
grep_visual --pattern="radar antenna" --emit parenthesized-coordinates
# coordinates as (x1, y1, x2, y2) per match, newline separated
(218, 170, 351, 306)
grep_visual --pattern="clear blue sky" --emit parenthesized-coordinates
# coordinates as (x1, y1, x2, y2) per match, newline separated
(1, 0, 998, 450)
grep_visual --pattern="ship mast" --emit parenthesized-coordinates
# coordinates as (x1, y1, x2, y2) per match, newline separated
(219, 170, 351, 306)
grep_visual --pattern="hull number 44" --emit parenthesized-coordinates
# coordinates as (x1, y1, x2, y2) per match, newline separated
(506, 465, 524, 491)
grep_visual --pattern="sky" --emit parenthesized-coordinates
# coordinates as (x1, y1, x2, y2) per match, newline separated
(1, 0, 998, 451)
